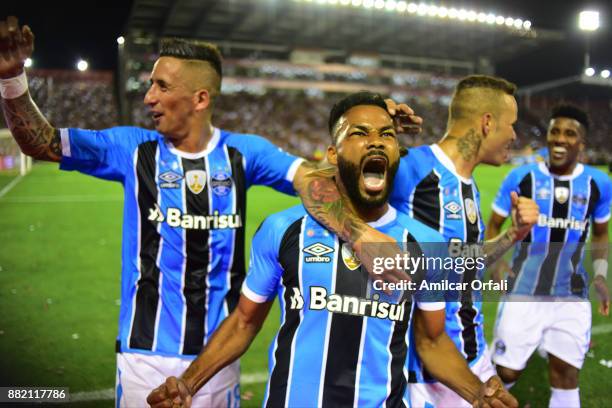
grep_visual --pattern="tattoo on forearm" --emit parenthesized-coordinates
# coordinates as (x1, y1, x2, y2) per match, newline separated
(456, 129, 481, 162)
(483, 231, 515, 266)
(1, 92, 60, 161)
(296, 162, 368, 245)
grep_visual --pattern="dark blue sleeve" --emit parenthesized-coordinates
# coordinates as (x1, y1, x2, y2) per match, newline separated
(242, 215, 287, 302)
(231, 134, 303, 195)
(59, 126, 157, 182)
(492, 168, 522, 218)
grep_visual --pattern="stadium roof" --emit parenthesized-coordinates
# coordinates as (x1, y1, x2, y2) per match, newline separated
(125, 0, 564, 68)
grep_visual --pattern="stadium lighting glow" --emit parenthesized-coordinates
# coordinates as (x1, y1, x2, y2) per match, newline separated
(77, 59, 88, 72)
(24, 58, 33, 68)
(385, 0, 397, 11)
(578, 10, 600, 31)
(116, 36, 125, 45)
(513, 19, 523, 29)
(585, 67, 595, 77)
(601, 69, 611, 79)
(296, 0, 533, 31)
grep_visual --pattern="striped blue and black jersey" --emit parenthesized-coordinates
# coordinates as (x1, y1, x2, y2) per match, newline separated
(390, 143, 487, 368)
(59, 126, 302, 358)
(243, 205, 446, 407)
(492, 162, 612, 298)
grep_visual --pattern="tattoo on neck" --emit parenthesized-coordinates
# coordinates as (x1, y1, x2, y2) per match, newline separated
(457, 129, 481, 162)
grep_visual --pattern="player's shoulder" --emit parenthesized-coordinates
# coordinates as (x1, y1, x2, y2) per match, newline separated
(582, 164, 611, 187)
(402, 144, 434, 166)
(221, 129, 274, 151)
(257, 205, 307, 237)
(509, 162, 539, 179)
(395, 211, 445, 243)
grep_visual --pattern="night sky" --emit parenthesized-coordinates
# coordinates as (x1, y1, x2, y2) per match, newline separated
(3, 0, 611, 86)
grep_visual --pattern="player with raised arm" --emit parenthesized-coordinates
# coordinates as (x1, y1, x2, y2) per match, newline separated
(294, 75, 539, 407)
(147, 91, 518, 408)
(486, 105, 611, 408)
(0, 16, 309, 407)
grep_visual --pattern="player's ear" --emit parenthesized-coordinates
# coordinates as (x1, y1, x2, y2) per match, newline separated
(481, 112, 493, 137)
(327, 145, 338, 165)
(193, 88, 211, 112)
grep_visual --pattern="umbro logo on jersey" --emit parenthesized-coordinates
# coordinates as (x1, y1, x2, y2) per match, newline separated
(444, 201, 462, 220)
(186, 170, 207, 195)
(554, 187, 570, 204)
(159, 171, 182, 189)
(303, 243, 333, 263)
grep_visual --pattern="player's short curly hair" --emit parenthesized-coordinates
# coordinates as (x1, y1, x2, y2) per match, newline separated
(328, 91, 388, 142)
(550, 104, 590, 131)
(159, 38, 223, 78)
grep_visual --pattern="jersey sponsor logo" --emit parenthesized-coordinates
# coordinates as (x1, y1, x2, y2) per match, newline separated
(554, 187, 569, 204)
(147, 204, 242, 230)
(211, 170, 233, 196)
(536, 187, 551, 200)
(185, 170, 206, 194)
(341, 243, 361, 270)
(444, 201, 462, 220)
(464, 198, 477, 224)
(303, 242, 333, 263)
(159, 171, 182, 189)
(537, 214, 587, 231)
(289, 286, 407, 322)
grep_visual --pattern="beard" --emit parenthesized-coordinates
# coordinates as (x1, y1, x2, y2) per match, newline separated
(337, 150, 399, 209)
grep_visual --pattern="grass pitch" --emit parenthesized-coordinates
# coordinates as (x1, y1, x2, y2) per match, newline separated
(0, 162, 610, 407)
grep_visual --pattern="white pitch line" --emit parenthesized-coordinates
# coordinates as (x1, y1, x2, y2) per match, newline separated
(0, 175, 23, 199)
(69, 371, 269, 402)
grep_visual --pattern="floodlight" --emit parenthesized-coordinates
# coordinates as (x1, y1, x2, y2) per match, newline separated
(579, 11, 600, 31)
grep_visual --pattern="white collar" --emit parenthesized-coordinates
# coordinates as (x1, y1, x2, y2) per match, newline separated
(367, 206, 397, 228)
(538, 162, 584, 181)
(430, 143, 472, 184)
(165, 127, 220, 159)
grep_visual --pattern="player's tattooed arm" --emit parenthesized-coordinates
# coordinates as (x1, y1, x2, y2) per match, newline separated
(294, 160, 368, 245)
(294, 161, 409, 284)
(1, 92, 61, 162)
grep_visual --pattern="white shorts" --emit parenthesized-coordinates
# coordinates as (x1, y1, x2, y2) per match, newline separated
(115, 352, 240, 408)
(409, 347, 497, 408)
(492, 299, 591, 370)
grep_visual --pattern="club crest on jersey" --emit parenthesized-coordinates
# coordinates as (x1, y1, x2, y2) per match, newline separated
(159, 171, 182, 189)
(341, 243, 361, 270)
(464, 198, 477, 224)
(303, 242, 333, 263)
(554, 187, 569, 204)
(186, 170, 206, 195)
(444, 201, 462, 220)
(211, 170, 233, 196)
